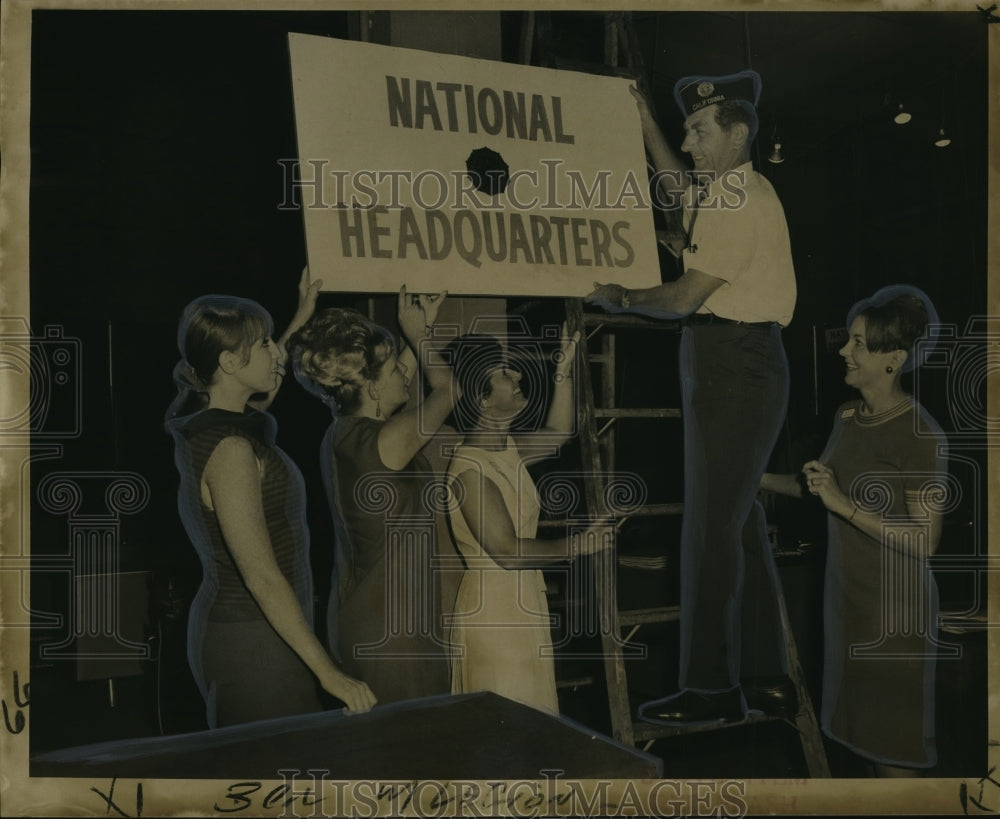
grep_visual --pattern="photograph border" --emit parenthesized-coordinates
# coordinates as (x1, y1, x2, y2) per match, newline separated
(1, 0, 996, 815)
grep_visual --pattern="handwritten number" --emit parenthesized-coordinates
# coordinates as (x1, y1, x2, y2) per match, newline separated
(13, 671, 29, 709)
(1, 700, 25, 734)
(214, 782, 261, 813)
(262, 786, 289, 810)
(214, 782, 329, 813)
(2, 670, 29, 734)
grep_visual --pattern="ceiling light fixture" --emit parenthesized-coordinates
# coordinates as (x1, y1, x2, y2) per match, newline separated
(894, 103, 911, 125)
(767, 119, 784, 164)
(934, 127, 951, 148)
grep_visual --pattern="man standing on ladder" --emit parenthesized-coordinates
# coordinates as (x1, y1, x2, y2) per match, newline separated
(587, 70, 798, 725)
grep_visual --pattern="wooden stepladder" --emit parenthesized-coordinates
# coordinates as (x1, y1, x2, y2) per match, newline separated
(515, 8, 828, 775)
(563, 298, 830, 777)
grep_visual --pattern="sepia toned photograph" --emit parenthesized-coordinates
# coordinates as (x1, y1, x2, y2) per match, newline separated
(0, 1, 994, 815)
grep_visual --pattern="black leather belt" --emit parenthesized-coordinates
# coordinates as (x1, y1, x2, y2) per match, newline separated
(684, 313, 777, 329)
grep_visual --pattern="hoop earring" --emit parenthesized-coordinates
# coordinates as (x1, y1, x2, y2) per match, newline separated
(885, 366, 894, 374)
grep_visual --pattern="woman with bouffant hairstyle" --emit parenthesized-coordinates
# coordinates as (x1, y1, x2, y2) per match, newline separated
(291, 309, 395, 416)
(289, 288, 458, 705)
(763, 284, 947, 776)
(165, 270, 375, 729)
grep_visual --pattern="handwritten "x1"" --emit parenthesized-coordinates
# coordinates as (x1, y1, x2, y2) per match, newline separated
(90, 778, 143, 818)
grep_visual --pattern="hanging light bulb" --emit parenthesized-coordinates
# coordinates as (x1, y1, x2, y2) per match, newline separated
(894, 103, 911, 125)
(934, 127, 951, 148)
(768, 120, 784, 164)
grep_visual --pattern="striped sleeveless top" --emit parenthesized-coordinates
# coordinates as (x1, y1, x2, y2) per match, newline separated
(169, 408, 313, 623)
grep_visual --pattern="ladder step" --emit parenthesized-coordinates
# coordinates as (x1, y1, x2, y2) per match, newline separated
(583, 313, 683, 330)
(630, 710, 777, 743)
(620, 503, 683, 516)
(618, 606, 680, 626)
(567, 286, 828, 773)
(595, 408, 681, 419)
(556, 676, 595, 690)
(536, 503, 682, 528)
(618, 555, 668, 570)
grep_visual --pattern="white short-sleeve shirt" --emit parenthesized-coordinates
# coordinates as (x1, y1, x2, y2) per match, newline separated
(682, 161, 796, 326)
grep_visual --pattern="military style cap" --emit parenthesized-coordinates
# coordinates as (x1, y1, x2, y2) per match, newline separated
(673, 70, 762, 118)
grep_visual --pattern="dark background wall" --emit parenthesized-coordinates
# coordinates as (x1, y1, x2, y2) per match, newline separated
(22, 8, 989, 768)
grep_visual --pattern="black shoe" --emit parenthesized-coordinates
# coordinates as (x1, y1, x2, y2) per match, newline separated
(742, 675, 799, 719)
(638, 687, 746, 726)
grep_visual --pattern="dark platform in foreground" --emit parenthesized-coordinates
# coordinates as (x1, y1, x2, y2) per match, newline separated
(31, 691, 662, 780)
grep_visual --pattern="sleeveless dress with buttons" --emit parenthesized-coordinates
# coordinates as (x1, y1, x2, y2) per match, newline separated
(446, 439, 559, 713)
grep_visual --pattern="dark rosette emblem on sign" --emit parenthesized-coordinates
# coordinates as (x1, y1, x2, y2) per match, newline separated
(466, 146, 510, 196)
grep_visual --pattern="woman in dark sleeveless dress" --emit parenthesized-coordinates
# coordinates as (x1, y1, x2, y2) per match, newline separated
(166, 270, 375, 728)
(289, 288, 457, 705)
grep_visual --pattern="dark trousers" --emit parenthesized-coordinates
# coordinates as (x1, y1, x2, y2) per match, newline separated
(677, 323, 790, 691)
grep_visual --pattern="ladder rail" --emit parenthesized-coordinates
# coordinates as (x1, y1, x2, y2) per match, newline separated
(567, 297, 830, 776)
(534, 10, 829, 777)
(565, 298, 636, 745)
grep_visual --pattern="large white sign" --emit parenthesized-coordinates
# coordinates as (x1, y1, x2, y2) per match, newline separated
(289, 34, 661, 296)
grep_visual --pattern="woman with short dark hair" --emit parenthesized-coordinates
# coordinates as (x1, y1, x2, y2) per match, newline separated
(444, 328, 608, 713)
(763, 284, 948, 776)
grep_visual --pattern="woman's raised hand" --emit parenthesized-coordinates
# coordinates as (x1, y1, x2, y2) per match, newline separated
(277, 266, 324, 366)
(397, 285, 448, 342)
(292, 266, 323, 326)
(417, 290, 447, 327)
(555, 321, 581, 380)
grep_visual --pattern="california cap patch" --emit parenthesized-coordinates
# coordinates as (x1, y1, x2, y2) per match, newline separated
(673, 69, 762, 118)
